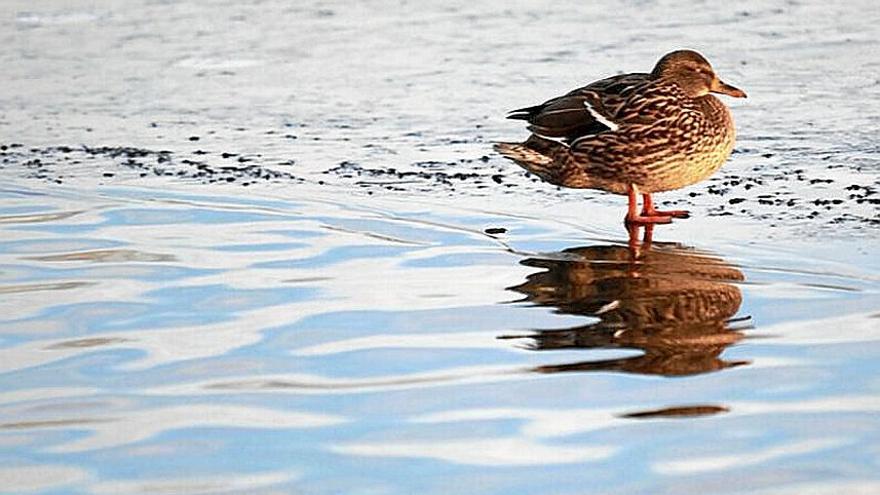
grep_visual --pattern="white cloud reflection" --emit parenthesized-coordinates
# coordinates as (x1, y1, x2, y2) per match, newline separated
(757, 311, 880, 345)
(413, 407, 623, 439)
(146, 365, 530, 396)
(729, 480, 880, 495)
(412, 395, 880, 441)
(0, 464, 88, 493)
(332, 437, 615, 466)
(653, 437, 849, 475)
(89, 470, 297, 495)
(2, 404, 343, 454)
(291, 331, 526, 356)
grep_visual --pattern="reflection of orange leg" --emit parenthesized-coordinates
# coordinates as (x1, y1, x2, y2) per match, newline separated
(625, 184, 672, 225)
(641, 193, 690, 219)
(626, 223, 655, 255)
(627, 223, 640, 252)
(642, 224, 655, 246)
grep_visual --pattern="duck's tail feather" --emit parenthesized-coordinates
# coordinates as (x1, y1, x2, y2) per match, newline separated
(506, 104, 543, 121)
(494, 142, 554, 167)
(494, 135, 567, 183)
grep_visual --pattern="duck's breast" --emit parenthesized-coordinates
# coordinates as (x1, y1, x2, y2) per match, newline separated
(639, 95, 736, 193)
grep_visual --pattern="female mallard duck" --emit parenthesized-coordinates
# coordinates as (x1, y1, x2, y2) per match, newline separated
(495, 50, 746, 224)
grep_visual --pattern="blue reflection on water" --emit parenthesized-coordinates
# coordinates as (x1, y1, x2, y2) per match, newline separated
(0, 184, 878, 495)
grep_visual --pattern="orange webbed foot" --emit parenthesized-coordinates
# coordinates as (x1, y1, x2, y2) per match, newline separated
(624, 214, 673, 225)
(642, 208, 690, 219)
(639, 192, 690, 220)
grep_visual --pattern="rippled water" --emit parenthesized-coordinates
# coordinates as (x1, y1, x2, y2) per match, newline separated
(2, 0, 880, 493)
(2, 182, 878, 494)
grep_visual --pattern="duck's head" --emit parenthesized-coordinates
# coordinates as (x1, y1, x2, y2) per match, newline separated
(652, 50, 746, 99)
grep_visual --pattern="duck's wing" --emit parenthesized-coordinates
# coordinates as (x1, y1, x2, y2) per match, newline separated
(507, 73, 650, 144)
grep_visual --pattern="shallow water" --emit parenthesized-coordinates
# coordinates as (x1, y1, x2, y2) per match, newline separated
(2, 0, 880, 494)
(2, 182, 879, 494)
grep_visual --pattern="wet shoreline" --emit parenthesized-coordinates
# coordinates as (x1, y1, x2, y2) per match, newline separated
(2, 141, 878, 235)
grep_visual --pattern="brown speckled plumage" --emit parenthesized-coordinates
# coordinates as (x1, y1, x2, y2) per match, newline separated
(496, 50, 746, 223)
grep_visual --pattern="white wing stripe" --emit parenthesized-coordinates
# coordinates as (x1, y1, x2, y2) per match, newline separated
(532, 133, 570, 148)
(583, 100, 619, 131)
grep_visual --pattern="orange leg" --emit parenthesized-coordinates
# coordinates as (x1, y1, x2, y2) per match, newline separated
(641, 193, 690, 219)
(625, 184, 672, 225)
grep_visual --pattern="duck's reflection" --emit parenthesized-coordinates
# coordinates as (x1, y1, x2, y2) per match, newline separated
(506, 226, 750, 377)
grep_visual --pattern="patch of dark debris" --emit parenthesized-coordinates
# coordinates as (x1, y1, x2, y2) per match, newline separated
(696, 150, 880, 229)
(1, 144, 303, 187)
(327, 160, 478, 183)
(323, 156, 517, 193)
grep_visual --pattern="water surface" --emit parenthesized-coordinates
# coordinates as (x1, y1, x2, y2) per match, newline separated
(1, 182, 878, 494)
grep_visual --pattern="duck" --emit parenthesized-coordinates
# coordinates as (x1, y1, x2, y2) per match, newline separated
(495, 50, 746, 225)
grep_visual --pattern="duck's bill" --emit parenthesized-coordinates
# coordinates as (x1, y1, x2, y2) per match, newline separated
(713, 80, 747, 98)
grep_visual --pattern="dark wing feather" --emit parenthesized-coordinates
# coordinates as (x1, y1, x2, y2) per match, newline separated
(507, 73, 650, 144)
